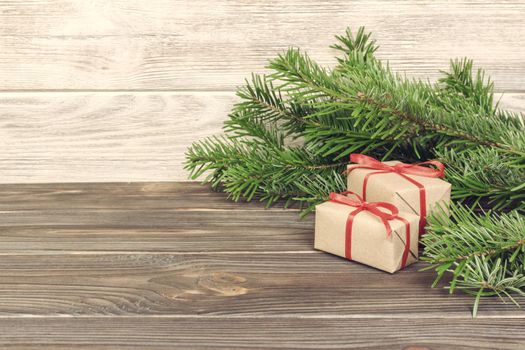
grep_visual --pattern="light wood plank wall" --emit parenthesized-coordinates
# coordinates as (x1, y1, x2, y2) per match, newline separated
(0, 0, 524, 183)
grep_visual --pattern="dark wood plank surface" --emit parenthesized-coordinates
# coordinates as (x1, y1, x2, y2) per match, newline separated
(0, 182, 523, 349)
(0, 253, 521, 318)
(0, 226, 313, 253)
(0, 318, 523, 350)
(0, 182, 298, 210)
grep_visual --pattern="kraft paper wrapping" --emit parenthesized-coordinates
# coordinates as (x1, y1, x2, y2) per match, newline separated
(314, 201, 419, 273)
(347, 161, 451, 221)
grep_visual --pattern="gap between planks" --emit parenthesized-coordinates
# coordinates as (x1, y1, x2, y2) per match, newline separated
(0, 89, 524, 94)
(0, 250, 318, 256)
(0, 314, 521, 320)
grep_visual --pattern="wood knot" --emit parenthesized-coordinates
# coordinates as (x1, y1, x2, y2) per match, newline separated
(198, 272, 248, 296)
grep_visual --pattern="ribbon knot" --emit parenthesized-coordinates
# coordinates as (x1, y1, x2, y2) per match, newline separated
(328, 191, 412, 269)
(329, 191, 399, 237)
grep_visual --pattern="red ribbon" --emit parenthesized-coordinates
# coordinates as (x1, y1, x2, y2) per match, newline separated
(347, 154, 445, 234)
(329, 191, 411, 269)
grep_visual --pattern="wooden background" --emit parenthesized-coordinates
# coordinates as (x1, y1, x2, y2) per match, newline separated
(1, 0, 524, 183)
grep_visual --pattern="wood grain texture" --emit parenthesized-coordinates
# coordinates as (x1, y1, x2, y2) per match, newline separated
(0, 317, 523, 349)
(0, 92, 524, 183)
(498, 92, 525, 112)
(0, 0, 524, 90)
(1, 0, 524, 183)
(0, 92, 234, 182)
(0, 182, 292, 210)
(0, 183, 312, 253)
(0, 181, 523, 348)
(0, 252, 521, 318)
(0, 226, 312, 253)
(0, 208, 312, 228)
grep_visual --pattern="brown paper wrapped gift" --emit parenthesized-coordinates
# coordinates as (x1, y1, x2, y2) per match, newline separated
(314, 192, 419, 273)
(347, 154, 451, 234)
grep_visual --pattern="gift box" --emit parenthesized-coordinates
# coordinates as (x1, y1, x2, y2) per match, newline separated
(314, 191, 419, 273)
(347, 154, 451, 234)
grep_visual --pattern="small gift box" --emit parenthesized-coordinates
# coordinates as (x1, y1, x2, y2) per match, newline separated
(314, 191, 419, 273)
(347, 154, 451, 234)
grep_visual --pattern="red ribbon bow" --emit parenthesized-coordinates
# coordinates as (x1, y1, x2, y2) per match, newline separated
(347, 154, 445, 234)
(329, 191, 411, 269)
(348, 154, 445, 178)
(329, 191, 398, 237)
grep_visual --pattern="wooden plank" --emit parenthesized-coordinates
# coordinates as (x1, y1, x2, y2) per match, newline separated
(0, 208, 313, 228)
(0, 92, 234, 183)
(0, 182, 311, 253)
(0, 317, 523, 349)
(498, 92, 525, 112)
(0, 1, 524, 90)
(0, 92, 523, 183)
(0, 253, 520, 317)
(0, 226, 312, 253)
(0, 182, 297, 211)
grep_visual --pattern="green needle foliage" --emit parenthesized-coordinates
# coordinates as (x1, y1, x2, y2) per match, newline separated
(421, 205, 525, 317)
(185, 27, 525, 314)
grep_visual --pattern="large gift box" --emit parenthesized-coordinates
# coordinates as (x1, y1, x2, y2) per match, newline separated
(347, 154, 451, 234)
(314, 192, 419, 273)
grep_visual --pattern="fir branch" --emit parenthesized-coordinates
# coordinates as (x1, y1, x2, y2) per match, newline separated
(438, 58, 495, 115)
(270, 45, 525, 160)
(233, 74, 313, 135)
(185, 135, 345, 205)
(236, 74, 409, 161)
(421, 205, 525, 315)
(331, 27, 378, 60)
(437, 147, 525, 212)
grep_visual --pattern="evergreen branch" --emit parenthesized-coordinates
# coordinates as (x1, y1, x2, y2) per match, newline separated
(185, 134, 346, 206)
(331, 26, 378, 60)
(422, 206, 525, 265)
(438, 148, 525, 212)
(355, 91, 503, 150)
(236, 74, 410, 160)
(233, 74, 314, 135)
(270, 45, 525, 160)
(421, 205, 525, 315)
(438, 58, 495, 115)
(457, 256, 525, 317)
